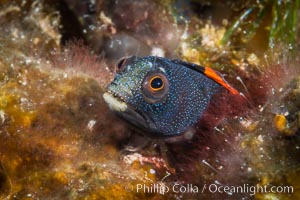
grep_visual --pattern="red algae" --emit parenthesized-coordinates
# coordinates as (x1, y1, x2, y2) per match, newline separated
(0, 0, 299, 200)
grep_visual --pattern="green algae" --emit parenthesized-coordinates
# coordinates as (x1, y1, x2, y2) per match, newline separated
(220, 0, 300, 51)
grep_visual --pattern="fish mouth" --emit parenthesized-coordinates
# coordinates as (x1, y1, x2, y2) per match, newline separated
(103, 92, 156, 132)
(103, 92, 128, 112)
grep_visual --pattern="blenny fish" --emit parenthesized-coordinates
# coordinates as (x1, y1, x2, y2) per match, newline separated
(103, 56, 240, 138)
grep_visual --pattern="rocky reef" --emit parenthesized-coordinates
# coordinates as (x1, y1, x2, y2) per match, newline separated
(0, 0, 299, 199)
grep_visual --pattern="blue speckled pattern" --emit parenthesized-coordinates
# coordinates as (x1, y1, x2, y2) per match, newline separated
(107, 56, 222, 137)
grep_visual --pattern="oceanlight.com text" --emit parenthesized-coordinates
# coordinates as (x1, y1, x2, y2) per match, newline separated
(135, 183, 294, 196)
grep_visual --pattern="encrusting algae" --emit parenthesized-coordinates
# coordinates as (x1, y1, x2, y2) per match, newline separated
(0, 0, 300, 199)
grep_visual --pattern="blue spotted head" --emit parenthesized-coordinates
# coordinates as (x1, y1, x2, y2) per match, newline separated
(103, 56, 239, 138)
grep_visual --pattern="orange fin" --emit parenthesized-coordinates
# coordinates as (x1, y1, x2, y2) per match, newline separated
(204, 67, 239, 95)
(171, 59, 240, 95)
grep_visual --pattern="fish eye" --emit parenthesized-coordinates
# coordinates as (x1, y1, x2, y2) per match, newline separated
(149, 76, 164, 91)
(142, 72, 169, 104)
(116, 57, 127, 72)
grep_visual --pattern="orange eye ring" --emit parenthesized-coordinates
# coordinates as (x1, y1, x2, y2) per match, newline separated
(142, 72, 169, 104)
(149, 76, 164, 91)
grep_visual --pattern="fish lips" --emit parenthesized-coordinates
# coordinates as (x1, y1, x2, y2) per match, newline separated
(103, 92, 157, 133)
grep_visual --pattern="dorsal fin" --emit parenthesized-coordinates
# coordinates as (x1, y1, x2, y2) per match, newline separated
(172, 59, 239, 95)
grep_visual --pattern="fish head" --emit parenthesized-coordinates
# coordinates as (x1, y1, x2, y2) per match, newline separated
(103, 56, 224, 138)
